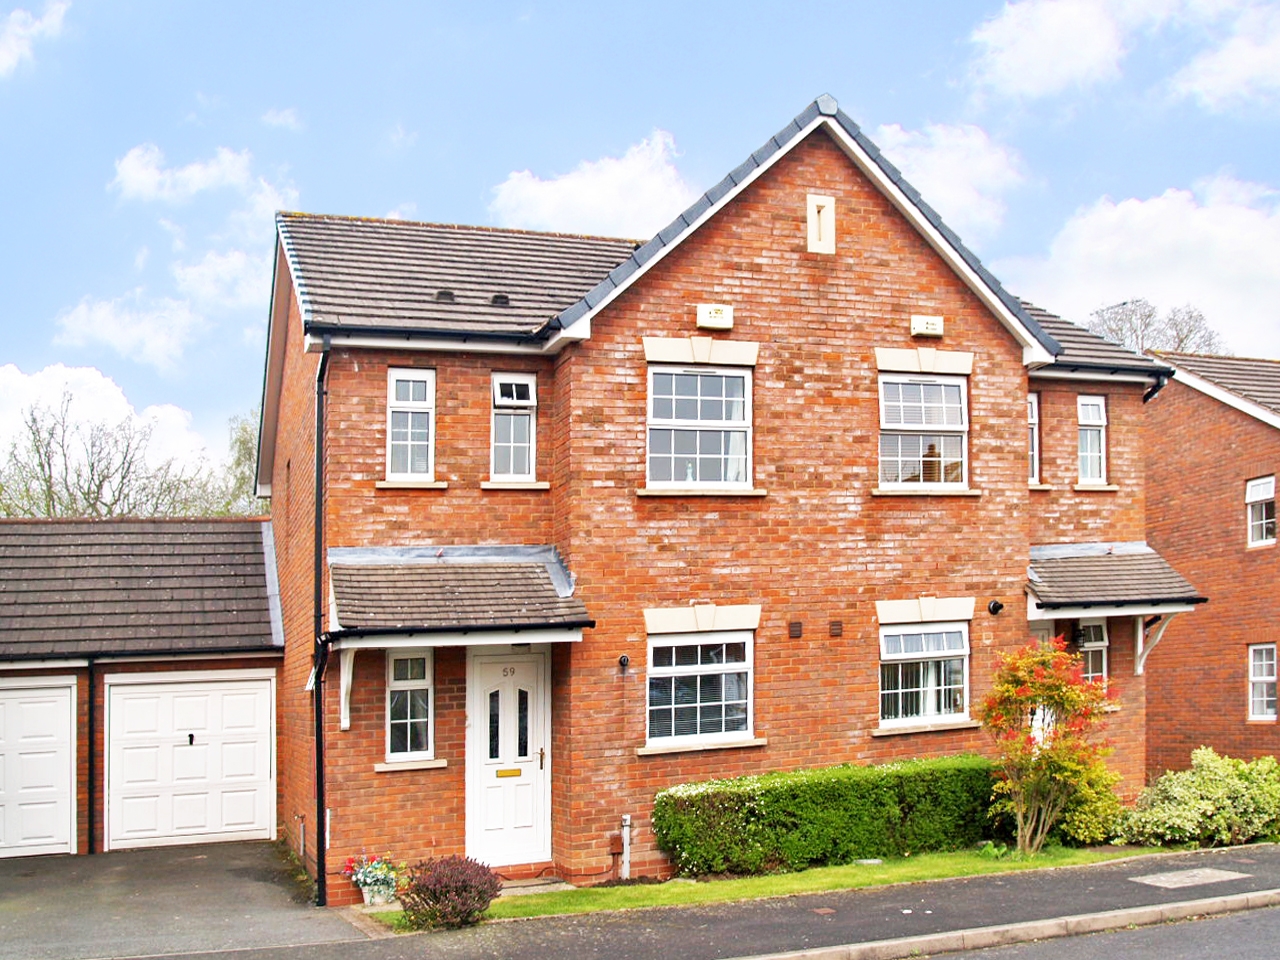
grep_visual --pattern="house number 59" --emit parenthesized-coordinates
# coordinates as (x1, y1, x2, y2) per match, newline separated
(502, 667, 516, 677)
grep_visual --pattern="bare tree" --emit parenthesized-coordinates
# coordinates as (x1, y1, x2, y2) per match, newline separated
(1088, 299, 1229, 355)
(0, 394, 265, 518)
(217, 408, 268, 516)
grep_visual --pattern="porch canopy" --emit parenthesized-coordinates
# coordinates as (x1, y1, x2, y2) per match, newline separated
(1026, 541, 1206, 674)
(325, 545, 592, 728)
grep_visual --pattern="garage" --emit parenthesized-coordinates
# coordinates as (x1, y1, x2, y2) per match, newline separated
(0, 677, 76, 858)
(106, 671, 275, 850)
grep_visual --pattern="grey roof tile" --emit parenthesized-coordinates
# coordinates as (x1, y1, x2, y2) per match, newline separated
(1028, 546, 1204, 607)
(0, 519, 278, 660)
(1159, 352, 1280, 418)
(1021, 302, 1167, 375)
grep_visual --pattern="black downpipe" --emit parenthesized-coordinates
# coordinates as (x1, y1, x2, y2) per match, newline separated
(313, 339, 331, 906)
(86, 658, 95, 854)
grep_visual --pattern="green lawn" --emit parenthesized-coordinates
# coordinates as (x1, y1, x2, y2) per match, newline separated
(373, 845, 1145, 929)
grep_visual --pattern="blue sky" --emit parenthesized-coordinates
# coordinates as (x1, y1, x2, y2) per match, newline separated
(2, 1, 1278, 467)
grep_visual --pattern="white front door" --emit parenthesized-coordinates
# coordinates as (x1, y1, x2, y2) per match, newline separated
(0, 680, 76, 858)
(466, 652, 550, 866)
(106, 674, 275, 850)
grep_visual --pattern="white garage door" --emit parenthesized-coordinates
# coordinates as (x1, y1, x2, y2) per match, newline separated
(107, 673, 275, 850)
(0, 680, 76, 858)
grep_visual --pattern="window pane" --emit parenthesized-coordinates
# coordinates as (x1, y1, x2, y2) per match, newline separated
(517, 688, 529, 759)
(674, 676, 698, 704)
(649, 676, 673, 706)
(390, 724, 408, 753)
(488, 690, 500, 760)
(649, 709, 672, 739)
(410, 688, 429, 719)
(390, 690, 408, 722)
(653, 646, 674, 668)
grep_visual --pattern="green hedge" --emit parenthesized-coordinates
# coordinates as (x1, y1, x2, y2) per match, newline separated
(652, 755, 995, 876)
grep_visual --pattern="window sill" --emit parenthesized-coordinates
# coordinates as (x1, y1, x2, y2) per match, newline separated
(1248, 540, 1276, 549)
(638, 487, 767, 497)
(1028, 483, 1053, 491)
(1072, 483, 1119, 492)
(871, 488, 981, 497)
(481, 481, 550, 490)
(871, 719, 980, 737)
(636, 736, 767, 756)
(376, 480, 449, 490)
(374, 758, 448, 772)
(1248, 717, 1277, 724)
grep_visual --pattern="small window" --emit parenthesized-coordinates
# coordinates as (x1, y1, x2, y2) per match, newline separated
(879, 623, 970, 726)
(491, 373, 537, 482)
(1249, 644, 1277, 720)
(387, 368, 436, 481)
(1246, 476, 1276, 546)
(387, 650, 434, 761)
(647, 630, 753, 745)
(879, 375, 968, 489)
(1028, 394, 1041, 484)
(647, 366, 752, 489)
(1077, 396, 1107, 483)
(1077, 620, 1108, 685)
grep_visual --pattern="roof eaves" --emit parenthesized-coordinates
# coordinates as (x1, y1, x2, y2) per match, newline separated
(1166, 361, 1280, 431)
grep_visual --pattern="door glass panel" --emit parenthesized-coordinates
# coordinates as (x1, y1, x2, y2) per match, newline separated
(488, 689, 500, 760)
(517, 688, 530, 758)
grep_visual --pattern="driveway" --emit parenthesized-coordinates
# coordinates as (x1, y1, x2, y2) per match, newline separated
(0, 842, 364, 960)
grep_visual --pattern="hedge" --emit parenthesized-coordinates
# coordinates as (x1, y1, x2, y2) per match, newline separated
(652, 755, 995, 876)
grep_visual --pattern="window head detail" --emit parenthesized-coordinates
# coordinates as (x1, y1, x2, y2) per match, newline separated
(386, 368, 436, 481)
(1246, 476, 1276, 547)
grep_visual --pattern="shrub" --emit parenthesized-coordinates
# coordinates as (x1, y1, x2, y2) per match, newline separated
(652, 755, 994, 876)
(398, 855, 502, 930)
(1057, 757, 1122, 845)
(1117, 747, 1280, 847)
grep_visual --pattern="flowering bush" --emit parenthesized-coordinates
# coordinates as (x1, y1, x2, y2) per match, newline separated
(398, 855, 502, 930)
(341, 854, 401, 897)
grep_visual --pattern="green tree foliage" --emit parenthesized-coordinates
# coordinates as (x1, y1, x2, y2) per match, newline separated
(1088, 299, 1228, 355)
(0, 394, 265, 518)
(979, 637, 1114, 856)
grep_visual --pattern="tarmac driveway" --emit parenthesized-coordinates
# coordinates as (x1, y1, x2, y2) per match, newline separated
(0, 841, 364, 960)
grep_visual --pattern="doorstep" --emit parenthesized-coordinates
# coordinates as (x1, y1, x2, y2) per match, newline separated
(499, 876, 576, 897)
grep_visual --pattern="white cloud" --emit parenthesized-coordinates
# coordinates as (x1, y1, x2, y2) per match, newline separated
(387, 122, 417, 150)
(994, 173, 1280, 357)
(111, 143, 253, 203)
(261, 106, 303, 130)
(0, 1, 67, 78)
(54, 290, 201, 372)
(489, 130, 701, 239)
(385, 202, 418, 221)
(173, 249, 270, 310)
(0, 363, 212, 467)
(875, 123, 1026, 245)
(1170, 3, 1280, 108)
(225, 177, 298, 244)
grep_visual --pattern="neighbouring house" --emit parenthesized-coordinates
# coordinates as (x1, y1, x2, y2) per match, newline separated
(0, 519, 282, 859)
(256, 95, 1203, 905)
(1142, 352, 1280, 777)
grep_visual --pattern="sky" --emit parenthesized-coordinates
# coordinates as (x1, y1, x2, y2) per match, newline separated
(1, 0, 1277, 468)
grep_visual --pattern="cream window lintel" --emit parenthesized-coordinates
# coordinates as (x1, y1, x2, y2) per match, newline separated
(643, 336, 759, 367)
(643, 602, 762, 635)
(874, 347, 974, 375)
(876, 596, 976, 625)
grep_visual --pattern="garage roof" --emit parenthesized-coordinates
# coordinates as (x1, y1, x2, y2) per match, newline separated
(0, 519, 282, 660)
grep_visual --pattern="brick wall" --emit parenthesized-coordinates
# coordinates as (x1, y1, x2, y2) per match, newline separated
(1143, 378, 1280, 776)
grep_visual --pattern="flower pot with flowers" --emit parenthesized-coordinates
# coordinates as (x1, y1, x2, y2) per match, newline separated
(341, 854, 402, 905)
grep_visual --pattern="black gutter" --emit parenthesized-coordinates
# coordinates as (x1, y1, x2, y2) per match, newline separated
(304, 321, 551, 345)
(1143, 374, 1169, 404)
(86, 657, 95, 855)
(323, 619, 596, 642)
(1035, 596, 1208, 610)
(312, 336, 331, 907)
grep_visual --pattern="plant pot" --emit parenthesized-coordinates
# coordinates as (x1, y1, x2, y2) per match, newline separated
(360, 884, 396, 906)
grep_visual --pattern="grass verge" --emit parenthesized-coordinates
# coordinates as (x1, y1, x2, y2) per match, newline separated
(371, 845, 1143, 930)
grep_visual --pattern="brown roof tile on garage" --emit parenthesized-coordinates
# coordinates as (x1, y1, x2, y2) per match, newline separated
(0, 518, 280, 660)
(330, 562, 591, 631)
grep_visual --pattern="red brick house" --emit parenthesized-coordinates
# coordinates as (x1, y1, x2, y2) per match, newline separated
(1143, 353, 1280, 776)
(0, 519, 281, 859)
(256, 96, 1202, 904)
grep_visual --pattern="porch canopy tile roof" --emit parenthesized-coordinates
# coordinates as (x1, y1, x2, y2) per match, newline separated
(330, 560, 590, 632)
(1027, 542, 1206, 609)
(0, 518, 279, 660)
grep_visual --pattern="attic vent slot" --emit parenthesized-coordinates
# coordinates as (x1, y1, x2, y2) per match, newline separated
(491, 294, 511, 307)
(436, 289, 455, 302)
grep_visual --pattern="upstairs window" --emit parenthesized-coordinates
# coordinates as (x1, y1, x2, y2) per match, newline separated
(647, 367, 751, 489)
(1028, 394, 1041, 483)
(1077, 396, 1107, 483)
(1250, 644, 1277, 720)
(1077, 620, 1109, 684)
(879, 376, 968, 488)
(1246, 476, 1276, 546)
(491, 373, 537, 482)
(879, 624, 969, 726)
(387, 650, 434, 761)
(386, 368, 435, 481)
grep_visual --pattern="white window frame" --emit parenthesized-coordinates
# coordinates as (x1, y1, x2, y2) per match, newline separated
(878, 622, 970, 728)
(386, 649, 434, 762)
(878, 375, 969, 490)
(1028, 393, 1041, 484)
(1249, 643, 1277, 721)
(646, 630, 753, 747)
(386, 368, 436, 481)
(1077, 395, 1107, 483)
(1077, 620, 1109, 685)
(490, 372, 537, 482)
(1246, 476, 1276, 547)
(646, 365, 752, 490)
